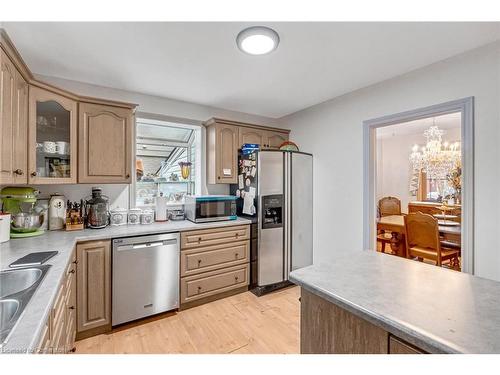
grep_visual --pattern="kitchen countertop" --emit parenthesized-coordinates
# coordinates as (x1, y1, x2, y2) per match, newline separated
(0, 217, 252, 353)
(289, 250, 500, 354)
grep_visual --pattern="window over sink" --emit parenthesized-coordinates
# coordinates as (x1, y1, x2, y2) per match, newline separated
(132, 117, 201, 208)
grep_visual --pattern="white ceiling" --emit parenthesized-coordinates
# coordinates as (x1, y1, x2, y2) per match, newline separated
(3, 22, 500, 118)
(376, 112, 461, 139)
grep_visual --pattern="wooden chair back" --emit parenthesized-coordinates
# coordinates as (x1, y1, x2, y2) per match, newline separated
(378, 196, 402, 217)
(404, 212, 443, 263)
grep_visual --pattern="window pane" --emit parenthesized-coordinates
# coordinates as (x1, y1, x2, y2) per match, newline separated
(135, 120, 196, 208)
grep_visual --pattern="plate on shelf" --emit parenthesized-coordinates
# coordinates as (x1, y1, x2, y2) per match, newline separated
(433, 214, 458, 220)
(438, 220, 460, 226)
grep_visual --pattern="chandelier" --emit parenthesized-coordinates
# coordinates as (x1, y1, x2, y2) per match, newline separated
(409, 123, 461, 180)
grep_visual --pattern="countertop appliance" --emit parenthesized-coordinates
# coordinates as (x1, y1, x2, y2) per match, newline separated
(84, 187, 109, 229)
(0, 186, 45, 238)
(48, 193, 65, 230)
(184, 195, 237, 223)
(112, 233, 179, 325)
(230, 150, 313, 296)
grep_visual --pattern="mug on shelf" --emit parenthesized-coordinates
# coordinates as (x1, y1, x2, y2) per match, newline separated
(56, 141, 70, 155)
(43, 141, 56, 154)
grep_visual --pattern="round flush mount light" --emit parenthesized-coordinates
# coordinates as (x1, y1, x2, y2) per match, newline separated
(236, 26, 280, 55)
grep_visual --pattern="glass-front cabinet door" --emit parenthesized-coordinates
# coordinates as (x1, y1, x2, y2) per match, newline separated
(28, 86, 77, 184)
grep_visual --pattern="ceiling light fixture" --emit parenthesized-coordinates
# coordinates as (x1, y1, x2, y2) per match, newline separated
(236, 26, 280, 55)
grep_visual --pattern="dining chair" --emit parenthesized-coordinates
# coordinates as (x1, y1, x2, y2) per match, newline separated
(378, 196, 402, 217)
(377, 196, 402, 253)
(404, 212, 460, 269)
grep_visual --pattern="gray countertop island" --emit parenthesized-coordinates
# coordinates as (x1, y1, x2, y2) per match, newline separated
(290, 250, 500, 354)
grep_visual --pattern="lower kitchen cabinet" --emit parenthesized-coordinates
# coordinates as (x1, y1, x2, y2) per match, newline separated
(76, 240, 112, 338)
(180, 263, 249, 305)
(38, 248, 77, 354)
(300, 288, 428, 354)
(180, 224, 250, 309)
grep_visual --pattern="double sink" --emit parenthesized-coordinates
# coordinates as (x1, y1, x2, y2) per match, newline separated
(0, 265, 51, 346)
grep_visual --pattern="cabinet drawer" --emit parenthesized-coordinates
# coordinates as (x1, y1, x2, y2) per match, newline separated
(181, 241, 249, 277)
(180, 264, 249, 304)
(51, 312, 66, 354)
(181, 225, 250, 249)
(37, 320, 51, 354)
(389, 336, 426, 354)
(52, 284, 65, 324)
(66, 308, 76, 352)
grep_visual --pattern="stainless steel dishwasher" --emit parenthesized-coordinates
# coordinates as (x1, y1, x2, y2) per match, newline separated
(112, 232, 179, 326)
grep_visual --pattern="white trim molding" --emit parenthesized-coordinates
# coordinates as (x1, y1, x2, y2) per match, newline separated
(363, 97, 474, 274)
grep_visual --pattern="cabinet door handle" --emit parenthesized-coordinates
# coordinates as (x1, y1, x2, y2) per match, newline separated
(31, 171, 37, 177)
(69, 306, 75, 310)
(68, 269, 75, 274)
(198, 237, 202, 242)
(235, 253, 239, 259)
(197, 286, 202, 293)
(235, 276, 239, 282)
(126, 173, 130, 178)
(13, 169, 23, 175)
(72, 260, 78, 265)
(197, 259, 202, 266)
(217, 176, 221, 180)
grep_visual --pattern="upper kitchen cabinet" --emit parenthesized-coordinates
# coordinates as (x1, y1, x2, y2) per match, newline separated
(205, 118, 291, 184)
(238, 126, 289, 149)
(79, 102, 134, 183)
(0, 49, 28, 184)
(238, 127, 266, 148)
(265, 130, 289, 150)
(206, 120, 238, 184)
(28, 86, 77, 184)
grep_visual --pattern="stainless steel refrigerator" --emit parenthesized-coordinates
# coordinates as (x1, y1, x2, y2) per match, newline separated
(231, 150, 313, 296)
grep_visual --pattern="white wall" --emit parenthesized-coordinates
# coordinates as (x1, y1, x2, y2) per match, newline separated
(278, 41, 500, 281)
(24, 75, 282, 209)
(376, 127, 461, 212)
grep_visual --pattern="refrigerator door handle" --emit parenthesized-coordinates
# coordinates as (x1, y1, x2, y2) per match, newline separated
(284, 152, 292, 280)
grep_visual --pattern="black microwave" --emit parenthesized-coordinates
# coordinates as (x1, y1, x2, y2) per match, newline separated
(184, 195, 237, 223)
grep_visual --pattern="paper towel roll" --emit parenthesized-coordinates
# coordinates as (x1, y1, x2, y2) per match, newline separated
(155, 195, 168, 221)
(0, 213, 10, 243)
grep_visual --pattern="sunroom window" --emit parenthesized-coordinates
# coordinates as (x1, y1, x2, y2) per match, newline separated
(134, 118, 200, 208)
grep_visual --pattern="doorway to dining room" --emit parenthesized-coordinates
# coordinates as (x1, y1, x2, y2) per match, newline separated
(363, 98, 474, 273)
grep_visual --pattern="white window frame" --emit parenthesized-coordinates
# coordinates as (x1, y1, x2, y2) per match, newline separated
(130, 113, 203, 209)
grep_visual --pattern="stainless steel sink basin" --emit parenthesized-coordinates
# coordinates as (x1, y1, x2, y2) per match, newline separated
(0, 268, 43, 298)
(0, 300, 20, 327)
(0, 265, 51, 346)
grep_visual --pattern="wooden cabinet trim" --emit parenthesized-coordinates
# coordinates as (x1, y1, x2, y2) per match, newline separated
(204, 117, 290, 134)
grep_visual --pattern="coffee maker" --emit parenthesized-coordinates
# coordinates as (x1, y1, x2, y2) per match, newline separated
(84, 187, 110, 229)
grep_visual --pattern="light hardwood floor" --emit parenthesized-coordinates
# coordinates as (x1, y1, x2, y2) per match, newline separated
(75, 286, 300, 354)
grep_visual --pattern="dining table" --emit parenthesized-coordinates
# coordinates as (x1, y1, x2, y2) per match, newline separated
(377, 214, 461, 258)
